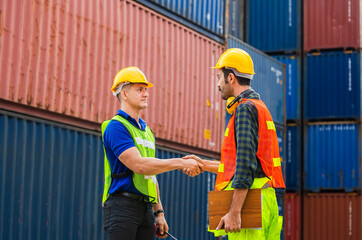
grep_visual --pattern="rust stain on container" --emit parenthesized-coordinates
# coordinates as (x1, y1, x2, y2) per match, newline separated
(0, 0, 225, 152)
(303, 193, 361, 240)
(304, 0, 361, 51)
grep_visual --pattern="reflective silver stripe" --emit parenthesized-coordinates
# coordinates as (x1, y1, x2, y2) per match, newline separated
(135, 137, 155, 150)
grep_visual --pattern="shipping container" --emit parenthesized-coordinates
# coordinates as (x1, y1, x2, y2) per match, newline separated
(134, 0, 225, 43)
(285, 124, 302, 191)
(303, 193, 361, 240)
(285, 193, 301, 240)
(304, 0, 361, 52)
(304, 51, 361, 120)
(156, 147, 216, 240)
(228, 0, 244, 40)
(0, 110, 219, 240)
(228, 36, 286, 125)
(0, 111, 106, 240)
(276, 127, 286, 183)
(245, 0, 301, 53)
(273, 55, 301, 121)
(304, 122, 361, 192)
(0, 0, 225, 153)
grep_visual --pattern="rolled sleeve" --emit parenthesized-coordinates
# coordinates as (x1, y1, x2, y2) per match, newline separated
(231, 102, 259, 189)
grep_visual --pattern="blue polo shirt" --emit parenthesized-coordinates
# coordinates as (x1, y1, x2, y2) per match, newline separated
(103, 110, 151, 195)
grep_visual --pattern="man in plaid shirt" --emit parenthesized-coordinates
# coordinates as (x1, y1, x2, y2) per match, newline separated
(183, 48, 285, 240)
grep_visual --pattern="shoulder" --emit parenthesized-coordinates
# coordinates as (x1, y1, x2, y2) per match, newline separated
(236, 100, 257, 114)
(103, 120, 132, 143)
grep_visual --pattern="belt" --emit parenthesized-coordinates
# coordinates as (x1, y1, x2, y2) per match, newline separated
(112, 191, 152, 203)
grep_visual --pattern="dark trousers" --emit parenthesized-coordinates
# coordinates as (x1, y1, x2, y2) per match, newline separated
(103, 194, 155, 240)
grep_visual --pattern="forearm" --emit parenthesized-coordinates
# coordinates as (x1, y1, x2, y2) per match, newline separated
(133, 157, 184, 175)
(202, 159, 220, 174)
(153, 182, 164, 212)
(229, 188, 248, 214)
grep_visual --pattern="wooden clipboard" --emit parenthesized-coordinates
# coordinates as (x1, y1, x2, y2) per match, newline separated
(208, 189, 262, 230)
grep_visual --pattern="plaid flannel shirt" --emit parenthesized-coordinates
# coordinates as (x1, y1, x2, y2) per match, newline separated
(231, 91, 267, 189)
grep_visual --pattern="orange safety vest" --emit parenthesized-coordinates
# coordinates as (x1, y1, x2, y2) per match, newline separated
(215, 99, 285, 191)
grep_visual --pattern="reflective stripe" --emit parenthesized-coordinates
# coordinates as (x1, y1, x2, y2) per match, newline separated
(135, 137, 155, 150)
(273, 157, 281, 167)
(266, 121, 276, 131)
(225, 128, 229, 137)
(218, 163, 224, 172)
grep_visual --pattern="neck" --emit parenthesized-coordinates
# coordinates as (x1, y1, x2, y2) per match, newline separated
(121, 105, 141, 123)
(234, 85, 251, 97)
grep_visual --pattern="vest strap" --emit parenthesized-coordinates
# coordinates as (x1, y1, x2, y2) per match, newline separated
(111, 169, 133, 179)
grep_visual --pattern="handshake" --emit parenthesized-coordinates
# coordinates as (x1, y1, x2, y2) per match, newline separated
(180, 155, 205, 177)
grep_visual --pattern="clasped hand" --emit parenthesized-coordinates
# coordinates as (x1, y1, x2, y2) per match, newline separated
(180, 155, 204, 177)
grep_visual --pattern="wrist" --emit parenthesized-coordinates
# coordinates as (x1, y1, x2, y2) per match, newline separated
(153, 209, 164, 217)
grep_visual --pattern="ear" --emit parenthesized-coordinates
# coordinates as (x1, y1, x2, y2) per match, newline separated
(121, 89, 128, 100)
(229, 73, 236, 84)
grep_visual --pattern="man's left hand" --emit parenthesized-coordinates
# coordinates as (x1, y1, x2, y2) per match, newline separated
(216, 211, 241, 233)
(155, 214, 169, 238)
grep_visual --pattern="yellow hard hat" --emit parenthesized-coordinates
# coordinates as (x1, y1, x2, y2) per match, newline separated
(212, 48, 255, 79)
(226, 97, 238, 114)
(111, 67, 153, 96)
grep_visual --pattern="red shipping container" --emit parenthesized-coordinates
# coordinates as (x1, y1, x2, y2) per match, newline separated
(0, 0, 225, 152)
(304, 193, 361, 240)
(285, 193, 301, 240)
(304, 0, 361, 51)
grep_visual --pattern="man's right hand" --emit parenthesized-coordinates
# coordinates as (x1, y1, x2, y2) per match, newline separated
(180, 157, 204, 177)
(181, 155, 204, 177)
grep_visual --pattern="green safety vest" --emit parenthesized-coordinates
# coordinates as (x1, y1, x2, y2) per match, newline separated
(101, 115, 158, 204)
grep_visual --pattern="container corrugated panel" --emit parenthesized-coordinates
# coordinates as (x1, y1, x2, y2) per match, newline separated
(285, 124, 302, 191)
(304, 0, 361, 52)
(305, 51, 361, 120)
(0, 0, 225, 152)
(134, 0, 225, 41)
(228, 0, 243, 40)
(284, 193, 301, 240)
(228, 36, 286, 124)
(303, 193, 361, 240)
(245, 0, 301, 53)
(0, 111, 106, 240)
(273, 55, 301, 121)
(304, 123, 361, 192)
(156, 148, 216, 240)
(276, 128, 286, 183)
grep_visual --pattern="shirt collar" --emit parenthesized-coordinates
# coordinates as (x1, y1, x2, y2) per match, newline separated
(116, 110, 147, 130)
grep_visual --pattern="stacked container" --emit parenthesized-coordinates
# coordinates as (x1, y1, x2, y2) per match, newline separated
(302, 1, 362, 239)
(0, 1, 287, 240)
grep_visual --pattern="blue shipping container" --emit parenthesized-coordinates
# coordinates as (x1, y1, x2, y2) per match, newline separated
(304, 123, 361, 192)
(285, 124, 302, 191)
(228, 36, 286, 124)
(276, 128, 286, 183)
(245, 0, 301, 53)
(135, 0, 225, 43)
(273, 55, 301, 121)
(0, 111, 218, 240)
(305, 51, 361, 120)
(0, 112, 107, 240)
(228, 0, 243, 40)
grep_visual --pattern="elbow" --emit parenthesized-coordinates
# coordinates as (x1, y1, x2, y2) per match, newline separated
(133, 165, 145, 175)
(132, 163, 148, 175)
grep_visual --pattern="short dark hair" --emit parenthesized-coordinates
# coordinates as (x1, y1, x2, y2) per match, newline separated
(222, 68, 250, 86)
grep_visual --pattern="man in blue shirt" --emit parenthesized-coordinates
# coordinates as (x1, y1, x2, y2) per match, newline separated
(102, 67, 202, 240)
